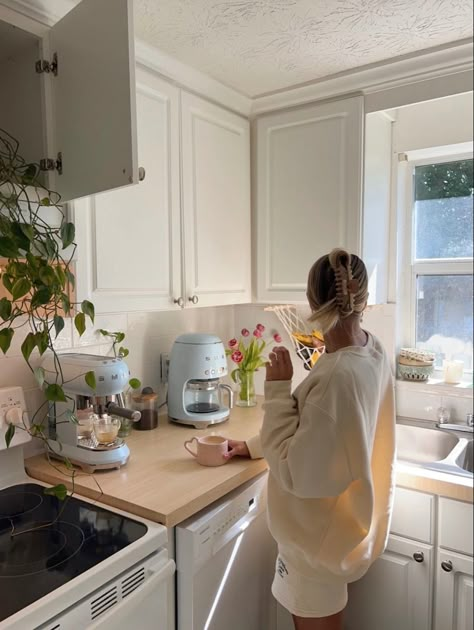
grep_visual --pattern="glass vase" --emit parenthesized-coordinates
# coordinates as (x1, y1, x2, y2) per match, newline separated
(236, 370, 257, 407)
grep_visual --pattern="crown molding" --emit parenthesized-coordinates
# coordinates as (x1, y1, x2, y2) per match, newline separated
(134, 40, 252, 117)
(251, 40, 474, 116)
(0, 0, 74, 25)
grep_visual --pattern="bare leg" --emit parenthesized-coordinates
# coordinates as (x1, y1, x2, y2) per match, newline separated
(292, 611, 343, 630)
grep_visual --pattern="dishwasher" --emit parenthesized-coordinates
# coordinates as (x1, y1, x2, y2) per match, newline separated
(176, 471, 279, 630)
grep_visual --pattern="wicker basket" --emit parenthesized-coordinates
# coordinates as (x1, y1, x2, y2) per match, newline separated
(264, 305, 325, 371)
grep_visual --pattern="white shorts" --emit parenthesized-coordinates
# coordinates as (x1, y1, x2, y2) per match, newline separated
(272, 553, 348, 619)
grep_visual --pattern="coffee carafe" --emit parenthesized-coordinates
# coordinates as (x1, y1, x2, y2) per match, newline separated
(167, 334, 233, 428)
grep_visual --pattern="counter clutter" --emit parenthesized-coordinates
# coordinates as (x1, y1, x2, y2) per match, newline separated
(26, 399, 473, 527)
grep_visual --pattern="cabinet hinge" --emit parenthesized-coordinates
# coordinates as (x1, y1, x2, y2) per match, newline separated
(35, 53, 58, 76)
(398, 153, 408, 162)
(40, 152, 63, 176)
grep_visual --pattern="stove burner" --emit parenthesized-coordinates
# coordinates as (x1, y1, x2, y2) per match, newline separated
(0, 492, 43, 519)
(0, 522, 85, 578)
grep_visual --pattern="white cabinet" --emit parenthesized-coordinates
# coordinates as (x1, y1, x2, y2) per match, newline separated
(0, 0, 138, 202)
(75, 76, 251, 313)
(435, 550, 473, 630)
(181, 92, 251, 308)
(346, 535, 433, 630)
(255, 96, 364, 303)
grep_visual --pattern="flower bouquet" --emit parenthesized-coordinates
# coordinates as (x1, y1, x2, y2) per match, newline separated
(226, 324, 281, 407)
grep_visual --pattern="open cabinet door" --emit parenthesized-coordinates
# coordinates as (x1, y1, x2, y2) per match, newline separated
(49, 0, 137, 202)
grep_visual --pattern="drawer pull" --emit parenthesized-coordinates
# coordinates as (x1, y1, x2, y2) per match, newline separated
(441, 560, 453, 572)
(174, 297, 184, 308)
(413, 552, 424, 563)
(188, 295, 199, 305)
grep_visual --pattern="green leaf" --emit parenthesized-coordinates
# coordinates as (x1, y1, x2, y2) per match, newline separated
(20, 223, 34, 241)
(81, 300, 95, 324)
(115, 332, 125, 343)
(11, 278, 31, 301)
(0, 328, 14, 354)
(44, 383, 67, 403)
(0, 237, 19, 258)
(44, 484, 68, 501)
(98, 329, 110, 337)
(2, 274, 13, 293)
(0, 298, 12, 321)
(85, 370, 96, 390)
(55, 265, 67, 288)
(21, 332, 37, 361)
(39, 266, 57, 286)
(26, 252, 39, 270)
(40, 197, 51, 206)
(65, 268, 75, 289)
(31, 287, 52, 309)
(45, 236, 57, 259)
(129, 378, 141, 390)
(5, 423, 15, 448)
(60, 222, 75, 249)
(53, 315, 65, 337)
(119, 347, 129, 357)
(33, 366, 46, 387)
(21, 163, 38, 185)
(74, 312, 86, 336)
(34, 331, 49, 355)
(61, 293, 71, 315)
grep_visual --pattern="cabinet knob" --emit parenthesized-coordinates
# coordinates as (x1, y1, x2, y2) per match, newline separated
(413, 552, 424, 563)
(138, 167, 146, 181)
(188, 295, 199, 305)
(174, 297, 184, 308)
(441, 560, 453, 572)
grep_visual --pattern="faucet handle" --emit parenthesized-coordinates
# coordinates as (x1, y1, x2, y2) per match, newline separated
(467, 413, 474, 427)
(436, 407, 450, 424)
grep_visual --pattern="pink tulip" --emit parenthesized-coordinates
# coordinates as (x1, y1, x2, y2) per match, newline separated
(273, 333, 282, 343)
(241, 328, 250, 337)
(228, 338, 238, 348)
(256, 323, 265, 332)
(231, 350, 244, 363)
(253, 329, 262, 338)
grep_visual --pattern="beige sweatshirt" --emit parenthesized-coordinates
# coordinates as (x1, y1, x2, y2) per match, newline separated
(246, 332, 395, 583)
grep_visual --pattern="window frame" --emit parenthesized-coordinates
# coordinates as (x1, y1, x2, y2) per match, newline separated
(400, 146, 474, 375)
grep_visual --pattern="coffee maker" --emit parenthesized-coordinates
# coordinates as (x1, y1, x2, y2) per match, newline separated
(42, 353, 141, 472)
(167, 333, 233, 429)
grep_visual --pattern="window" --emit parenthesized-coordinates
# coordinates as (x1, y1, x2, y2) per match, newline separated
(405, 155, 473, 373)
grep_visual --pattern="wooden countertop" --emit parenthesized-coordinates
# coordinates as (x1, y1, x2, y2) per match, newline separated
(25, 405, 472, 527)
(25, 403, 268, 527)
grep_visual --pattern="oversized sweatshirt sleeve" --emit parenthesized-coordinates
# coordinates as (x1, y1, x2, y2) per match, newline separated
(246, 434, 264, 459)
(261, 380, 354, 499)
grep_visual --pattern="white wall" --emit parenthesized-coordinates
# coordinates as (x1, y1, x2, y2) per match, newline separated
(393, 91, 473, 153)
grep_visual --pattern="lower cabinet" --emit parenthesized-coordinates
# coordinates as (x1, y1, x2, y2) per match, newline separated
(345, 535, 433, 630)
(345, 489, 473, 630)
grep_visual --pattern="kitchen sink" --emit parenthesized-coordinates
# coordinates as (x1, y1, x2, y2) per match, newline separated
(396, 422, 473, 478)
(396, 424, 459, 464)
(456, 440, 473, 473)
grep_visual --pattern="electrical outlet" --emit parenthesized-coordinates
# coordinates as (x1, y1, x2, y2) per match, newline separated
(161, 353, 170, 384)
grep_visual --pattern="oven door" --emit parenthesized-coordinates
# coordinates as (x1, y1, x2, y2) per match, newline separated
(89, 554, 175, 630)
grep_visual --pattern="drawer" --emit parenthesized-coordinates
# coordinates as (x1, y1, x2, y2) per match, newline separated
(439, 497, 473, 555)
(390, 487, 434, 543)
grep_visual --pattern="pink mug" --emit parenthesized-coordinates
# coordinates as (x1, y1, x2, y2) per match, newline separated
(184, 435, 228, 467)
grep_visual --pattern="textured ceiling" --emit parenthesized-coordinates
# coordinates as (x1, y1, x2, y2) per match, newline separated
(134, 0, 473, 97)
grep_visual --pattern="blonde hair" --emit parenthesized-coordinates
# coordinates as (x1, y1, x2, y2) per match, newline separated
(306, 248, 369, 333)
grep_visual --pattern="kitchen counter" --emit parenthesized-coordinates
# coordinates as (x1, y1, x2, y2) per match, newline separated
(25, 402, 268, 527)
(25, 404, 472, 528)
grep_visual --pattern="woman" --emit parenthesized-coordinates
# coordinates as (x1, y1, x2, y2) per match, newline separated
(225, 248, 395, 630)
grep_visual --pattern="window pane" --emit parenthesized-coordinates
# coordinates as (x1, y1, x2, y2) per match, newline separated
(414, 159, 473, 259)
(416, 275, 473, 371)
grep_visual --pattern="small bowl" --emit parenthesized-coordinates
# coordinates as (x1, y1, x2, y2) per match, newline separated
(398, 362, 434, 382)
(93, 416, 120, 445)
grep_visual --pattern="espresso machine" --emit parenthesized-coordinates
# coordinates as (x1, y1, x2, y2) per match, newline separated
(167, 333, 233, 429)
(41, 353, 141, 472)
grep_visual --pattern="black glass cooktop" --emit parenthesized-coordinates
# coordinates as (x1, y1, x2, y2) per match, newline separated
(0, 483, 147, 623)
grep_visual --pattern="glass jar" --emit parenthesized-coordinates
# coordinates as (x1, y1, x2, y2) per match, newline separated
(117, 416, 133, 438)
(131, 387, 159, 430)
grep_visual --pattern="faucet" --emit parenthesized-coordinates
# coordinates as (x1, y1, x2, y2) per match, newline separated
(436, 407, 474, 433)
(467, 413, 474, 428)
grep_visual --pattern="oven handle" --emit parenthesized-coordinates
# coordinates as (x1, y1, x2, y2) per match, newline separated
(89, 557, 175, 629)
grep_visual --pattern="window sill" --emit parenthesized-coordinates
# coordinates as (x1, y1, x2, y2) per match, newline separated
(396, 377, 473, 399)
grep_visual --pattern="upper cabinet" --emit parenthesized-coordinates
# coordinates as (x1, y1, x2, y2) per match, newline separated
(181, 93, 251, 308)
(254, 96, 364, 303)
(74, 73, 251, 313)
(0, 0, 138, 202)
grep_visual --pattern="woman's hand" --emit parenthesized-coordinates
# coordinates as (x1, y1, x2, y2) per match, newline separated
(266, 346, 293, 381)
(224, 439, 251, 460)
